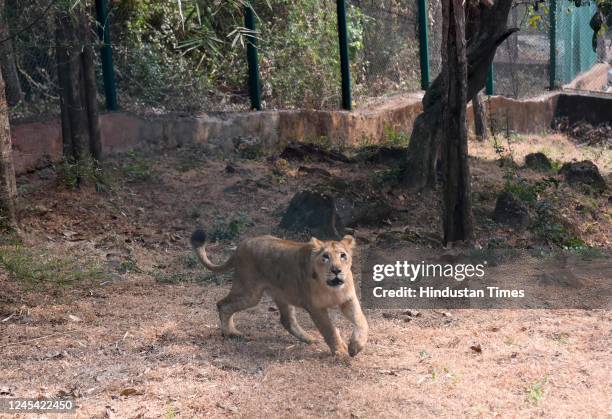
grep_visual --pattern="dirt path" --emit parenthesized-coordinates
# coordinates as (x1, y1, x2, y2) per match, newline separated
(1, 134, 610, 417)
(1, 278, 610, 417)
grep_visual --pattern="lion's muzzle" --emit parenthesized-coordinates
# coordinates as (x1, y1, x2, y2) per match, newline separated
(326, 276, 345, 287)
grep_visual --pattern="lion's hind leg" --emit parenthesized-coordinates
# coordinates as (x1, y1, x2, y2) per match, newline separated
(217, 284, 263, 338)
(275, 301, 316, 344)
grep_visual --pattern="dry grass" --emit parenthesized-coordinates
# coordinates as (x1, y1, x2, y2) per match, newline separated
(0, 134, 610, 417)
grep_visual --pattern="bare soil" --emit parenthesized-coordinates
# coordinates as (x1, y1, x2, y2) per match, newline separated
(0, 134, 610, 418)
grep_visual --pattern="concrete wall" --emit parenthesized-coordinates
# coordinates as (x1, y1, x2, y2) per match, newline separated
(9, 90, 611, 175)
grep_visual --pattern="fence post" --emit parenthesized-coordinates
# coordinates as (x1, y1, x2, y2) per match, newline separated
(336, 0, 352, 110)
(417, 0, 430, 89)
(244, 4, 262, 111)
(486, 64, 494, 95)
(94, 0, 118, 111)
(549, 0, 557, 90)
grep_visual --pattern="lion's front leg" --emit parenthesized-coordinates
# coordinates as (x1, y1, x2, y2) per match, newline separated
(340, 298, 368, 357)
(307, 307, 348, 356)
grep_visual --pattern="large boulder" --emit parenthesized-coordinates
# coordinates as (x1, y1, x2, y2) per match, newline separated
(524, 152, 552, 172)
(279, 191, 344, 239)
(493, 191, 530, 230)
(559, 160, 607, 192)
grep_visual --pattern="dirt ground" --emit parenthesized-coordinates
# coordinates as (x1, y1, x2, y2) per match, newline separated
(0, 133, 610, 417)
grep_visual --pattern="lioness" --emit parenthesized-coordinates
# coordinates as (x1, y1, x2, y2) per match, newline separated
(190, 230, 368, 357)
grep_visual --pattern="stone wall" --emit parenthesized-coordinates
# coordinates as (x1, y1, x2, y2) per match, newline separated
(9, 89, 611, 174)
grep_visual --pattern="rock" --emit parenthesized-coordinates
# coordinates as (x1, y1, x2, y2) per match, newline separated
(297, 166, 331, 177)
(496, 157, 518, 169)
(559, 160, 606, 192)
(354, 146, 406, 164)
(279, 191, 344, 239)
(280, 141, 351, 163)
(493, 191, 530, 230)
(37, 167, 56, 180)
(233, 136, 263, 159)
(524, 152, 552, 172)
(335, 197, 395, 228)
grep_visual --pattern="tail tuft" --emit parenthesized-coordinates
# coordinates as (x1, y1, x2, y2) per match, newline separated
(190, 229, 207, 248)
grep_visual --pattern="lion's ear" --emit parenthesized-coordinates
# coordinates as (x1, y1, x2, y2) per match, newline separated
(309, 237, 323, 251)
(341, 235, 356, 251)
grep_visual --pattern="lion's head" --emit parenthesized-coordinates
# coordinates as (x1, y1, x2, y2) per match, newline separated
(310, 235, 356, 288)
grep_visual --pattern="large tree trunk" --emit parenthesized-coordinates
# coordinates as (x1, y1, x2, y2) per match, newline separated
(0, 0, 23, 106)
(0, 68, 18, 231)
(55, 8, 101, 178)
(441, 0, 473, 244)
(403, 0, 517, 190)
(79, 12, 102, 160)
(472, 90, 487, 140)
(55, 13, 74, 157)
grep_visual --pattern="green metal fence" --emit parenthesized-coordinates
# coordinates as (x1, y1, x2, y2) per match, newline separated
(550, 0, 598, 87)
(2, 0, 606, 119)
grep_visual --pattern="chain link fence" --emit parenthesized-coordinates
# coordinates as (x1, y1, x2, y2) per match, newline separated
(552, 0, 598, 85)
(492, 3, 551, 98)
(2, 0, 61, 118)
(2, 0, 608, 119)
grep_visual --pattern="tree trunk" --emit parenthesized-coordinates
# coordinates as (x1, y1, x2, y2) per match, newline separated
(79, 12, 102, 160)
(0, 67, 18, 231)
(472, 90, 487, 140)
(55, 13, 74, 157)
(403, 0, 516, 190)
(440, 0, 472, 244)
(0, 0, 23, 106)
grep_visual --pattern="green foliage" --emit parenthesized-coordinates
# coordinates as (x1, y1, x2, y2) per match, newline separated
(56, 158, 108, 191)
(110, 0, 367, 110)
(259, 1, 366, 108)
(526, 376, 547, 404)
(121, 151, 158, 182)
(0, 245, 103, 287)
(210, 212, 252, 241)
(383, 124, 410, 146)
(503, 176, 559, 204)
(532, 200, 585, 249)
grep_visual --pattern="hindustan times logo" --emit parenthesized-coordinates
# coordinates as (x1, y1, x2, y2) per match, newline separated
(372, 260, 487, 282)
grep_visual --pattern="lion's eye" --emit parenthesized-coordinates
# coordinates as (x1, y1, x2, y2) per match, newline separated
(321, 254, 330, 263)
(340, 253, 347, 260)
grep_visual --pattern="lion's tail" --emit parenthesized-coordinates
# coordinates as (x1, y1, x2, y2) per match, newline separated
(190, 229, 234, 273)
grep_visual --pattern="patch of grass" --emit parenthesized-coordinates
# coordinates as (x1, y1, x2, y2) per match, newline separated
(121, 150, 158, 182)
(550, 159, 563, 173)
(56, 157, 109, 191)
(210, 212, 252, 241)
(373, 166, 405, 185)
(117, 258, 141, 274)
(383, 124, 410, 147)
(525, 376, 547, 404)
(0, 245, 104, 287)
(181, 253, 199, 269)
(190, 207, 201, 220)
(532, 200, 586, 249)
(152, 270, 189, 284)
(503, 176, 559, 205)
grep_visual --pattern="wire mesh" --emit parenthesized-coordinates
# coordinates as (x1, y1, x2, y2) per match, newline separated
(553, 0, 598, 85)
(2, 0, 606, 119)
(3, 0, 60, 119)
(492, 3, 551, 98)
(427, 0, 443, 80)
(348, 0, 422, 108)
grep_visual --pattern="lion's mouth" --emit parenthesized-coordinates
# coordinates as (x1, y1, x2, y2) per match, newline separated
(326, 277, 344, 287)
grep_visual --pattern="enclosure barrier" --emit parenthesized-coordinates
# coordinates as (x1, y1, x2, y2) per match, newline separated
(4, 0, 604, 116)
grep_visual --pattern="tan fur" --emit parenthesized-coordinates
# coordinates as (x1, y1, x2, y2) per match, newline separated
(192, 234, 368, 356)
